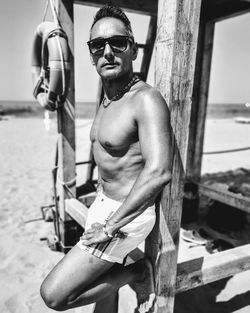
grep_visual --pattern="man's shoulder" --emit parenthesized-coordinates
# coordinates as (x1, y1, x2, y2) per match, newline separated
(134, 82, 161, 98)
(133, 82, 167, 111)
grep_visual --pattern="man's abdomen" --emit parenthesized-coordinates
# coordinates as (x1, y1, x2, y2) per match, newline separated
(93, 142, 144, 201)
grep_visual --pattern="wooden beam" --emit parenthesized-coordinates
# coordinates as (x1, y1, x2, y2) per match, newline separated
(75, 0, 250, 19)
(186, 20, 215, 181)
(65, 199, 88, 227)
(140, 16, 157, 81)
(55, 0, 76, 251)
(86, 79, 102, 181)
(176, 244, 250, 293)
(74, 0, 158, 16)
(198, 183, 250, 213)
(145, 1, 202, 312)
(55, 0, 76, 217)
(202, 0, 250, 22)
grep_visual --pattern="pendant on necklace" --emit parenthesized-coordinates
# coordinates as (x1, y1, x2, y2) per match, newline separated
(102, 97, 112, 108)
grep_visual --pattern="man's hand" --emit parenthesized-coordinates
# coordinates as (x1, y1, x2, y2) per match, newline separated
(80, 223, 127, 246)
(80, 223, 109, 246)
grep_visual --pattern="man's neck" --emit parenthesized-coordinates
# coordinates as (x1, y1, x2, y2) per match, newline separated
(102, 73, 134, 100)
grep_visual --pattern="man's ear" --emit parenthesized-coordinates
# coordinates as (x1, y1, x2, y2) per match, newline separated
(132, 42, 138, 61)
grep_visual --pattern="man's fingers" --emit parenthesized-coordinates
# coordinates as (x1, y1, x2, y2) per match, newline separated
(81, 232, 93, 240)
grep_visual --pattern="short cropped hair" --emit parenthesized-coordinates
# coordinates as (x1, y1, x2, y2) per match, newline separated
(90, 4, 134, 39)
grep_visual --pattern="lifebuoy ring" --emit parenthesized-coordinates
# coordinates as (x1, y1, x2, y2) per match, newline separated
(31, 22, 70, 111)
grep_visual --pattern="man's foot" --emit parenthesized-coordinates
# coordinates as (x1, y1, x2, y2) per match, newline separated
(132, 258, 156, 313)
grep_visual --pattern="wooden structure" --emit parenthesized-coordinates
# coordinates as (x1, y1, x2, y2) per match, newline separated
(50, 0, 250, 312)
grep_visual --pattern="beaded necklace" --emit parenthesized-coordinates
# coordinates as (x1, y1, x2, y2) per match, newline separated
(102, 75, 140, 108)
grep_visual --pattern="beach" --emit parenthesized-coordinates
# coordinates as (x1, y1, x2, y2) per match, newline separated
(0, 111, 250, 313)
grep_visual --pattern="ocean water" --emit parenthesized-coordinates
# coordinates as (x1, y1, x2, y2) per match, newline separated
(207, 102, 250, 119)
(0, 100, 96, 119)
(1, 100, 250, 119)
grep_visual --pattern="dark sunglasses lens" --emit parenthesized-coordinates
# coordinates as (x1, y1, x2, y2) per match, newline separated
(88, 36, 129, 55)
(89, 39, 105, 55)
(109, 37, 128, 52)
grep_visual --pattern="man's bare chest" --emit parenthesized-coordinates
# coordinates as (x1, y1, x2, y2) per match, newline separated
(90, 104, 138, 149)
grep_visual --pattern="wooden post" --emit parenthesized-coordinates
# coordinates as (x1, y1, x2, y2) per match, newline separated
(86, 79, 103, 182)
(145, 1, 202, 312)
(186, 14, 215, 182)
(140, 16, 157, 81)
(54, 0, 78, 252)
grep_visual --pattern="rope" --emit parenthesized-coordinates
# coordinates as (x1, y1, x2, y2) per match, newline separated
(42, 0, 49, 21)
(49, 0, 60, 27)
(203, 146, 250, 155)
(57, 176, 77, 198)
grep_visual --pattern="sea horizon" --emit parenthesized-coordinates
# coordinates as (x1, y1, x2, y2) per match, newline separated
(1, 100, 250, 119)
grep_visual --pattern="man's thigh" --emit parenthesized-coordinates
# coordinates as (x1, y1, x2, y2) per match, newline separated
(41, 245, 114, 302)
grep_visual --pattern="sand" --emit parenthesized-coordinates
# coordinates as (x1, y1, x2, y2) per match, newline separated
(0, 115, 250, 312)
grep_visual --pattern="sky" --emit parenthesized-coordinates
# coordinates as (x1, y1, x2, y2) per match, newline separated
(0, 0, 249, 104)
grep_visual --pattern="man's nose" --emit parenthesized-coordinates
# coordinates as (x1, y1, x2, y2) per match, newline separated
(103, 42, 114, 58)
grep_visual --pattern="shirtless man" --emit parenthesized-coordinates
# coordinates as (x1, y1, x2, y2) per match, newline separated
(40, 4, 172, 313)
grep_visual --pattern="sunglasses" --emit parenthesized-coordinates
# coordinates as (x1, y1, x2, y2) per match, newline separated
(87, 35, 133, 56)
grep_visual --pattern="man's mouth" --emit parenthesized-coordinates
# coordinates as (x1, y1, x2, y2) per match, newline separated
(102, 63, 118, 68)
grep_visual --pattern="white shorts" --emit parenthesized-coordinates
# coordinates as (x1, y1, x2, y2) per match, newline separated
(77, 189, 156, 264)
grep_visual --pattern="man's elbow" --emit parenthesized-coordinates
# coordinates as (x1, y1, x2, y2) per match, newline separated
(161, 170, 172, 186)
(150, 167, 172, 187)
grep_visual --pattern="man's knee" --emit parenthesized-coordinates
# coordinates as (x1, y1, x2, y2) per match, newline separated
(40, 278, 67, 311)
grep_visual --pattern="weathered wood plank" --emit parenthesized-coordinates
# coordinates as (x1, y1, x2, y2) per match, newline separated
(176, 244, 250, 293)
(186, 20, 215, 181)
(74, 0, 158, 16)
(54, 0, 76, 251)
(198, 183, 250, 213)
(140, 16, 157, 81)
(145, 200, 177, 311)
(202, 0, 250, 22)
(145, 1, 202, 312)
(54, 0, 76, 220)
(65, 198, 88, 228)
(76, 0, 250, 20)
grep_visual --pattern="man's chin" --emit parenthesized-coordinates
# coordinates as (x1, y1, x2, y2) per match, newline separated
(100, 70, 121, 80)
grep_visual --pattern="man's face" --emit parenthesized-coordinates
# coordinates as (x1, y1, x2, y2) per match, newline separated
(89, 17, 137, 80)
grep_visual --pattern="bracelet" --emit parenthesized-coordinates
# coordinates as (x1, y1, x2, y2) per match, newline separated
(103, 223, 114, 239)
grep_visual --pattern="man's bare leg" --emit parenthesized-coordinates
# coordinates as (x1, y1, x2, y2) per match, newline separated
(40, 245, 155, 312)
(40, 245, 114, 310)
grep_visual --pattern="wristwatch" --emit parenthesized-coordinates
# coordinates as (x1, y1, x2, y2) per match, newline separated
(103, 222, 126, 239)
(103, 222, 115, 238)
